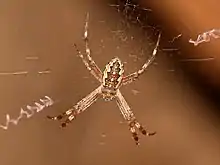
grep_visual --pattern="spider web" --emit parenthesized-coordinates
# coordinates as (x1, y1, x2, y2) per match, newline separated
(105, 0, 162, 97)
(110, 0, 216, 60)
(109, 0, 152, 28)
(0, 52, 54, 130)
(106, 0, 217, 102)
(109, 1, 159, 52)
(0, 96, 54, 130)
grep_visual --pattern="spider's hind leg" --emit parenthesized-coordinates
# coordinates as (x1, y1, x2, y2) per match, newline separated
(133, 120, 156, 136)
(128, 120, 156, 145)
(47, 115, 63, 120)
(128, 122, 140, 145)
(47, 109, 76, 128)
(47, 109, 73, 121)
(116, 89, 156, 145)
(60, 112, 76, 128)
(47, 86, 102, 128)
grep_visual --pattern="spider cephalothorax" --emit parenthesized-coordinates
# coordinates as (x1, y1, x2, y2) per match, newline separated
(47, 13, 161, 145)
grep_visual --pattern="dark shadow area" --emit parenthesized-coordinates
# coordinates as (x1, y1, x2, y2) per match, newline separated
(111, 0, 220, 113)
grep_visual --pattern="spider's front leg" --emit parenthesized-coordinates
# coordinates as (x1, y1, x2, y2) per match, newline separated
(47, 86, 102, 128)
(122, 32, 161, 85)
(115, 90, 156, 145)
(73, 13, 102, 82)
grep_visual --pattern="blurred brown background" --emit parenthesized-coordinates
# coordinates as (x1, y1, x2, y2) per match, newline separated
(0, 0, 220, 165)
(140, 0, 220, 90)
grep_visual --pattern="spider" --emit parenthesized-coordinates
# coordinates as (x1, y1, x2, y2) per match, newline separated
(47, 13, 161, 145)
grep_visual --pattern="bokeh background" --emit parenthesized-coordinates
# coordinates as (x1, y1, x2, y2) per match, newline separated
(0, 0, 219, 165)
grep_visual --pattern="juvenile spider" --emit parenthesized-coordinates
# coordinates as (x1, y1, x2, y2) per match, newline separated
(47, 13, 161, 145)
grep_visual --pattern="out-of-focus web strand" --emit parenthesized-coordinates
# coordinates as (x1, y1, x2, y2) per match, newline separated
(0, 69, 51, 76)
(189, 29, 220, 46)
(110, 1, 219, 47)
(0, 96, 54, 130)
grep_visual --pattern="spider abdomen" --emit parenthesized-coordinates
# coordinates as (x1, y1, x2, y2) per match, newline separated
(102, 57, 124, 89)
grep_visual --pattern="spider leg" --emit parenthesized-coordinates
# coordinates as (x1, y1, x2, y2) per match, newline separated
(47, 85, 102, 128)
(122, 32, 161, 85)
(47, 112, 66, 121)
(47, 108, 73, 121)
(115, 90, 156, 145)
(73, 13, 102, 82)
